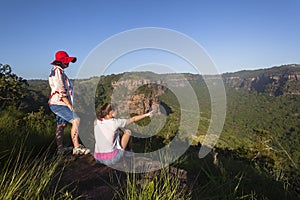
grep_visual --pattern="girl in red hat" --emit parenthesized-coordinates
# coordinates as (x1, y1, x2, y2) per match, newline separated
(49, 50, 90, 155)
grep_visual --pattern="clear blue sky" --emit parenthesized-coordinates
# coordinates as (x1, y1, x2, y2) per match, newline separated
(1, 0, 300, 79)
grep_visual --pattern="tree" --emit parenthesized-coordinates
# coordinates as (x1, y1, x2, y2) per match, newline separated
(0, 64, 28, 110)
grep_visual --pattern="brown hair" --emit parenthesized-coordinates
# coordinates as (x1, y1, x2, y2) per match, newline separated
(96, 103, 117, 119)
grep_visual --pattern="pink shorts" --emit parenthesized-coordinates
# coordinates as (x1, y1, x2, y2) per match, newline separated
(94, 149, 124, 165)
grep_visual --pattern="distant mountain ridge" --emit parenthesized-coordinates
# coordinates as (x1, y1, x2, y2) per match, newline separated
(27, 64, 300, 110)
(222, 64, 300, 96)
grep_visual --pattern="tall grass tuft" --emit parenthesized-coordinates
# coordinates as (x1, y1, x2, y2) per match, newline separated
(113, 166, 191, 200)
(0, 142, 71, 200)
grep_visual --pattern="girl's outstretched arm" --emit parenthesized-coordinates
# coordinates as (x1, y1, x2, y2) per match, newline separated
(126, 111, 153, 125)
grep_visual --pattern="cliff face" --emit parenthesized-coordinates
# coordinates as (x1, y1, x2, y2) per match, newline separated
(110, 73, 201, 115)
(223, 64, 300, 96)
(111, 80, 164, 115)
(128, 93, 161, 115)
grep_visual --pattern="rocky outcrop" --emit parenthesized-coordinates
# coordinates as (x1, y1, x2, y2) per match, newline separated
(112, 81, 164, 115)
(223, 64, 300, 96)
(127, 93, 161, 115)
(110, 73, 204, 115)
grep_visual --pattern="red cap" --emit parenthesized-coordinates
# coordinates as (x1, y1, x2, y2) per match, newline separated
(51, 51, 77, 65)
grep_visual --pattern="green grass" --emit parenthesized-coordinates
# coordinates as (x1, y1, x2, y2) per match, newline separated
(113, 167, 191, 200)
(0, 143, 73, 200)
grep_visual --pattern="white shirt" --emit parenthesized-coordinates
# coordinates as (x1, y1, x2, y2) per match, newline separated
(48, 66, 73, 105)
(94, 118, 127, 153)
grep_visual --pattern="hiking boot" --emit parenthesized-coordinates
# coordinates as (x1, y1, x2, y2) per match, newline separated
(73, 144, 90, 155)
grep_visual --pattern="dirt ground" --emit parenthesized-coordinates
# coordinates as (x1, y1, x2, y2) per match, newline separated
(59, 154, 123, 200)
(59, 152, 188, 200)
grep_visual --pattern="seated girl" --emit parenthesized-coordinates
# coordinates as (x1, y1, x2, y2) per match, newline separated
(94, 102, 152, 165)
